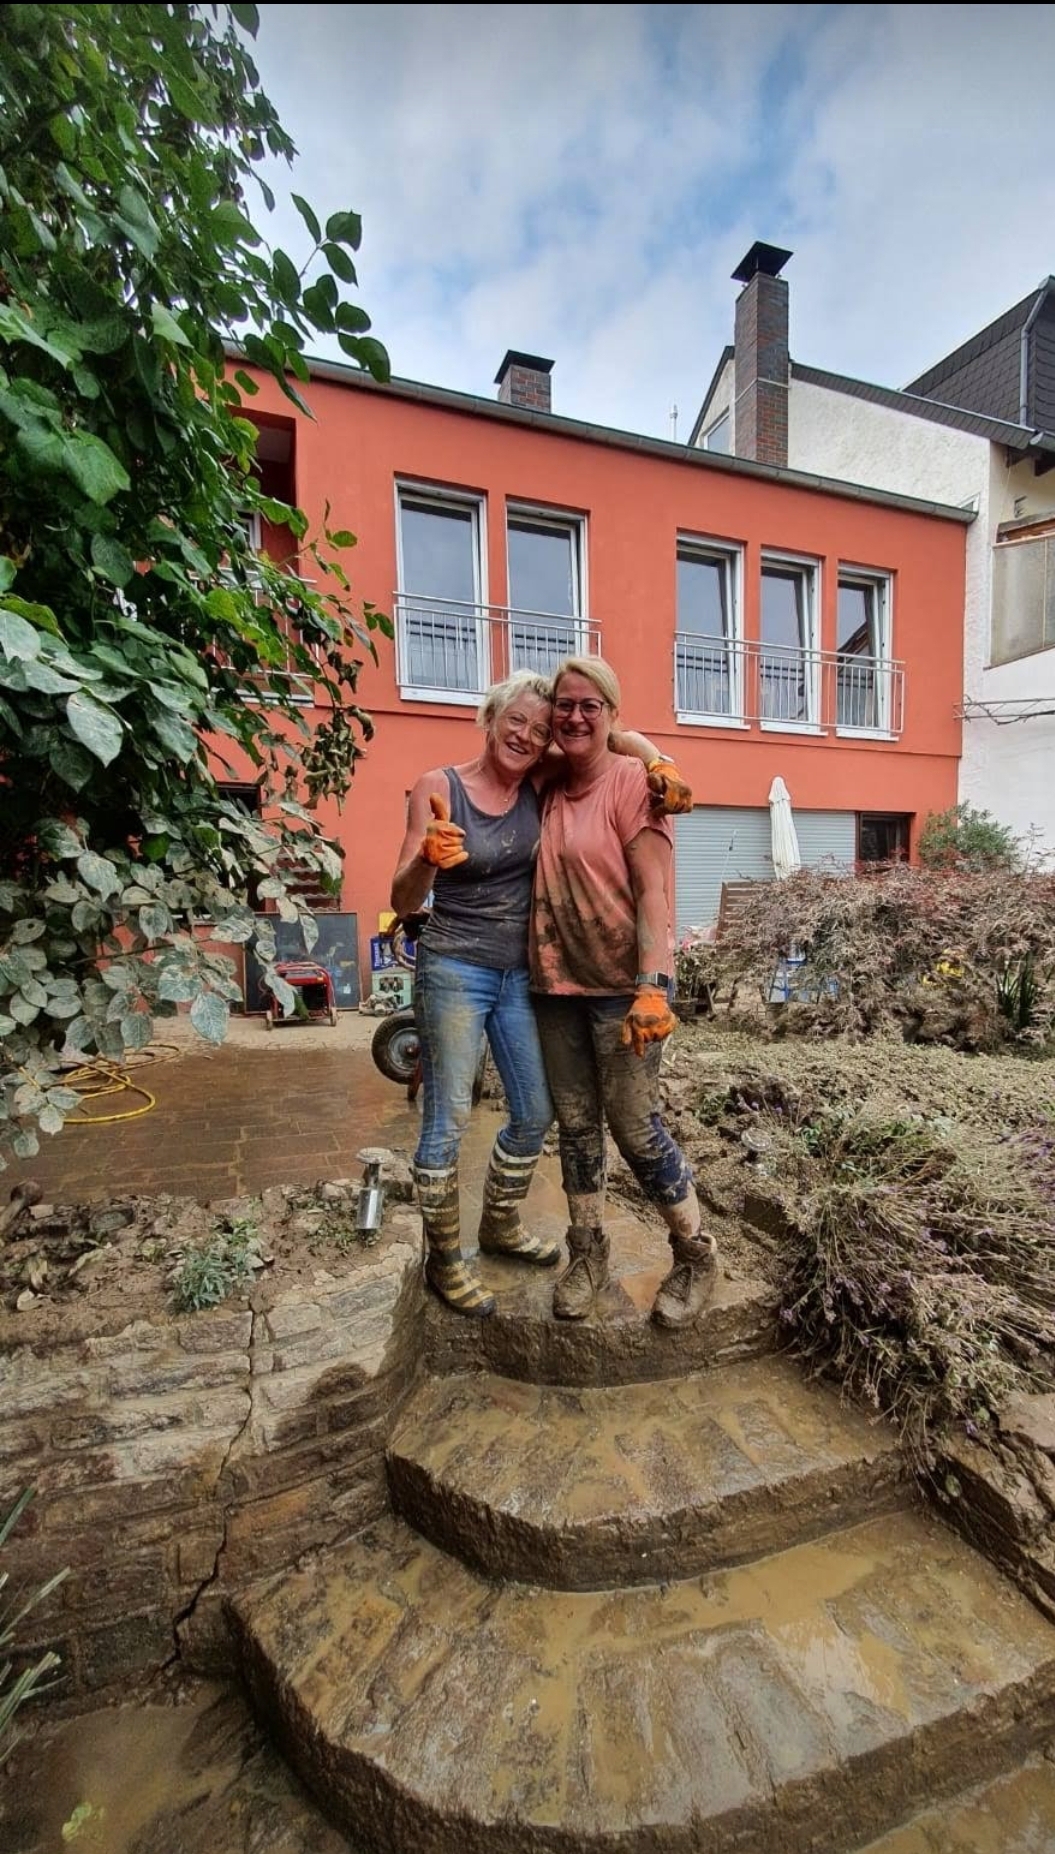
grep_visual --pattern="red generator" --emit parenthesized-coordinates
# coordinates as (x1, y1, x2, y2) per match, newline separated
(262, 959, 338, 1030)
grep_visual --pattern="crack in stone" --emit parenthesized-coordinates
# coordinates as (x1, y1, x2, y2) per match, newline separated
(166, 1305, 259, 1668)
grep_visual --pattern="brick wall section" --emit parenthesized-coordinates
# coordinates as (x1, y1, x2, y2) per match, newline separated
(1, 1210, 424, 1697)
(733, 272, 789, 468)
(497, 363, 552, 413)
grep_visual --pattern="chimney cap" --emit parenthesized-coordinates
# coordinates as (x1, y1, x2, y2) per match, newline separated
(732, 242, 793, 284)
(494, 349, 554, 385)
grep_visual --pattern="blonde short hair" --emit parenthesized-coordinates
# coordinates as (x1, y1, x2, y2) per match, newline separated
(476, 668, 553, 729)
(552, 654, 621, 713)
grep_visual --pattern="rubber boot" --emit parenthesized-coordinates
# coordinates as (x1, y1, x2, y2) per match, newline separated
(552, 1224, 610, 1321)
(413, 1164, 495, 1318)
(478, 1138, 560, 1267)
(651, 1233, 718, 1331)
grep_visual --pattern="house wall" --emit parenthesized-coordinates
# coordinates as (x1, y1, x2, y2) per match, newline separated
(227, 370, 968, 986)
(789, 379, 1055, 861)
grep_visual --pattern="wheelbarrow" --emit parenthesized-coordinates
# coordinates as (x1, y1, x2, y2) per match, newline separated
(262, 959, 338, 1029)
(369, 913, 486, 1104)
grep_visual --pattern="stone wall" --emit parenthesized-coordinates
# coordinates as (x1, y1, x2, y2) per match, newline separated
(1, 1197, 424, 1698)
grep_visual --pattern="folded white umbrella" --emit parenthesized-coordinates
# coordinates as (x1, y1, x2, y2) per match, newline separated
(768, 775, 802, 879)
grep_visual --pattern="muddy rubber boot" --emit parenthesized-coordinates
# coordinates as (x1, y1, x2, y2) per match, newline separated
(413, 1164, 495, 1318)
(651, 1234, 718, 1331)
(478, 1138, 560, 1267)
(552, 1225, 610, 1321)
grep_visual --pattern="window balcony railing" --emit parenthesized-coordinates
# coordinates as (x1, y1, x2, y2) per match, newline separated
(674, 634, 904, 735)
(394, 594, 601, 700)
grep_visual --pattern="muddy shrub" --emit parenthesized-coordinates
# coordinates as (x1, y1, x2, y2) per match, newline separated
(710, 864, 1055, 1049)
(732, 1096, 1055, 1470)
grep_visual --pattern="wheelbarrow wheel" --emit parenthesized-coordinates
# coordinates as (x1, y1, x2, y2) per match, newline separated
(328, 1005, 338, 1027)
(371, 1010, 420, 1085)
(265, 1009, 274, 1031)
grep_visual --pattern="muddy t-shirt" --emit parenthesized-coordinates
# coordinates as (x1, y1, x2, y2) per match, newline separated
(422, 767, 541, 971)
(530, 757, 673, 995)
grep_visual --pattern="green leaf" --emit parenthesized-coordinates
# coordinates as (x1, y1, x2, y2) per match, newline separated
(0, 608, 42, 661)
(115, 184, 160, 259)
(190, 990, 228, 1045)
(150, 303, 190, 348)
(120, 1011, 153, 1051)
(328, 529, 357, 549)
(291, 193, 321, 244)
(272, 250, 301, 304)
(90, 533, 135, 587)
(210, 200, 259, 247)
(67, 691, 123, 764)
(13, 1131, 40, 1159)
(322, 242, 358, 284)
(0, 557, 15, 593)
(77, 851, 120, 899)
(38, 1104, 64, 1135)
(138, 904, 171, 940)
(325, 210, 362, 251)
(50, 738, 94, 791)
(335, 303, 371, 334)
(61, 431, 131, 505)
(231, 2, 260, 33)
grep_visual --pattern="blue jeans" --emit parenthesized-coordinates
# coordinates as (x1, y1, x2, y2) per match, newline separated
(533, 993, 693, 1207)
(413, 947, 554, 1169)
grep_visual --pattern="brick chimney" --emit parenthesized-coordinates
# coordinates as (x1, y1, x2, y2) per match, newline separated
(495, 350, 553, 413)
(732, 242, 792, 467)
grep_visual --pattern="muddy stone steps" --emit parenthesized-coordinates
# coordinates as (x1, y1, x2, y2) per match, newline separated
(424, 1220, 774, 1386)
(854, 1749, 1055, 1851)
(386, 1356, 909, 1589)
(229, 1509, 1055, 1854)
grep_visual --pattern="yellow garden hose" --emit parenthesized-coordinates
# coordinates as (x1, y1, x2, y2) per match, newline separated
(62, 1043, 182, 1125)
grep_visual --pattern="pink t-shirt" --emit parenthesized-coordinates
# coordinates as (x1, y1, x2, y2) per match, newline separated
(530, 756, 673, 995)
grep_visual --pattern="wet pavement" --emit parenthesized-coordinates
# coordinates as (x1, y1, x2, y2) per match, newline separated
(2, 1013, 426, 1205)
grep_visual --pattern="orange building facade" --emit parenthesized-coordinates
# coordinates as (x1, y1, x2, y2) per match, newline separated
(233, 355, 970, 998)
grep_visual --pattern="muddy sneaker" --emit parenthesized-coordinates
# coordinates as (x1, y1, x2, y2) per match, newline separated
(651, 1235, 718, 1330)
(552, 1225, 610, 1321)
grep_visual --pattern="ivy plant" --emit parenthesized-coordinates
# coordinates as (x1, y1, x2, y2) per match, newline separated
(0, 3, 392, 1168)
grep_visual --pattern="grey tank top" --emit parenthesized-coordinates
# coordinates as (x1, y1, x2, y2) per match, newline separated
(422, 768, 541, 971)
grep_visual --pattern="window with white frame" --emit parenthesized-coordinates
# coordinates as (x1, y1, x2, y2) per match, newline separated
(675, 539, 743, 720)
(837, 566, 893, 729)
(396, 487, 486, 699)
(701, 409, 731, 455)
(991, 534, 1055, 665)
(506, 508, 584, 674)
(760, 552, 819, 725)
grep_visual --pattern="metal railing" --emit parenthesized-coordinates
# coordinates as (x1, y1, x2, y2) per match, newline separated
(394, 594, 600, 697)
(674, 634, 904, 734)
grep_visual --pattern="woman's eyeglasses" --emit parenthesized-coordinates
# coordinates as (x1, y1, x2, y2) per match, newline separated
(504, 711, 552, 747)
(553, 697, 606, 718)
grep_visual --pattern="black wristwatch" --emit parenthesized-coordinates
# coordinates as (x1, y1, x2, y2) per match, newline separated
(635, 971, 670, 988)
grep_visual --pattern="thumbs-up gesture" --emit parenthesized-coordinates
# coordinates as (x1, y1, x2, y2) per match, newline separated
(420, 793, 468, 869)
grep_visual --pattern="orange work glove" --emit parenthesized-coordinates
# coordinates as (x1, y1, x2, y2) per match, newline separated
(647, 757, 692, 815)
(621, 985, 676, 1057)
(420, 793, 469, 869)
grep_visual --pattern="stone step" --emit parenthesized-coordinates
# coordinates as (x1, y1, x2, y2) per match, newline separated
(855, 1750, 1055, 1850)
(229, 1510, 1055, 1854)
(424, 1198, 774, 1387)
(387, 1356, 909, 1588)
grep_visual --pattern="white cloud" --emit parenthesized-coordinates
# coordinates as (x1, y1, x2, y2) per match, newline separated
(247, 3, 1055, 436)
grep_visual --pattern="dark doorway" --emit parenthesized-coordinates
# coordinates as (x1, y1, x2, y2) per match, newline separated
(858, 813, 911, 864)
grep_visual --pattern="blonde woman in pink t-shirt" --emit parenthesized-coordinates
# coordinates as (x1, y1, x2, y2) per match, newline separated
(530, 657, 719, 1329)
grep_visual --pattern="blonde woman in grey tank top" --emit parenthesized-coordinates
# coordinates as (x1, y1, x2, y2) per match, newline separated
(389, 669, 690, 1318)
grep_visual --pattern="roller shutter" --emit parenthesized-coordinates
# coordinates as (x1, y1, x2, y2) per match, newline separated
(673, 806, 856, 934)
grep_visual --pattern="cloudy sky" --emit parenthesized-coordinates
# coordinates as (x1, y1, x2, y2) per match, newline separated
(247, 3, 1055, 440)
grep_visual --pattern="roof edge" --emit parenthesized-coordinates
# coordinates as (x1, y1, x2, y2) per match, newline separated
(226, 343, 978, 526)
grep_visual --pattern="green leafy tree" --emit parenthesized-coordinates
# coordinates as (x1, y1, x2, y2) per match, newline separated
(917, 803, 1022, 873)
(0, 3, 391, 1168)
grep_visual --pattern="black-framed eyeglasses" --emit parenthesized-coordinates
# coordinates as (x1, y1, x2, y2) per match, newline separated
(553, 696, 606, 718)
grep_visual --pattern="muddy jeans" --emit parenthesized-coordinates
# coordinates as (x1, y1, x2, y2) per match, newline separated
(532, 993, 693, 1207)
(413, 946, 554, 1169)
